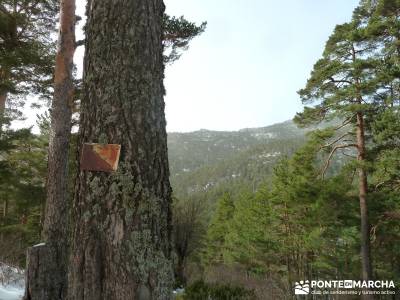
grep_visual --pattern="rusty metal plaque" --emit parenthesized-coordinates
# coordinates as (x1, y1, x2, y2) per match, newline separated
(80, 143, 121, 172)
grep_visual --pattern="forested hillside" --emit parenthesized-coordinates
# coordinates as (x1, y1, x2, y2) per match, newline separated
(168, 120, 307, 198)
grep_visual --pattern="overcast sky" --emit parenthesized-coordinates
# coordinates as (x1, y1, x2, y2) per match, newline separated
(17, 0, 360, 133)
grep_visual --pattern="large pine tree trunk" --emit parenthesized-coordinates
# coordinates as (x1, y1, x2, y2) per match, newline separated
(24, 0, 75, 299)
(68, 0, 173, 299)
(353, 43, 373, 298)
(356, 111, 373, 294)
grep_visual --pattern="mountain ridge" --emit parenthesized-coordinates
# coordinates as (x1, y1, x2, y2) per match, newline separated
(167, 119, 307, 200)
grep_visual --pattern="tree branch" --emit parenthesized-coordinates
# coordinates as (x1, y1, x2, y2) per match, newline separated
(329, 76, 352, 84)
(335, 114, 356, 130)
(321, 144, 358, 178)
(75, 39, 85, 47)
(321, 132, 353, 149)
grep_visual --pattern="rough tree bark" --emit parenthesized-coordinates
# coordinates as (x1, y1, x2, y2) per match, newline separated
(68, 0, 173, 299)
(24, 0, 75, 299)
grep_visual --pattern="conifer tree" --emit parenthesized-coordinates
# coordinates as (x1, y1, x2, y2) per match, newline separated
(163, 15, 206, 64)
(0, 127, 47, 265)
(68, 0, 174, 298)
(294, 3, 381, 287)
(23, 0, 76, 298)
(366, 0, 400, 192)
(225, 188, 278, 275)
(203, 193, 235, 264)
(0, 0, 57, 119)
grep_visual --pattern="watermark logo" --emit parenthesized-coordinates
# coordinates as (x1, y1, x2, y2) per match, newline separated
(294, 280, 310, 295)
(344, 280, 353, 288)
(293, 280, 396, 296)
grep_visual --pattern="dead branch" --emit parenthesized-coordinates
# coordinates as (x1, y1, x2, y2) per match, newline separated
(321, 144, 358, 178)
(335, 114, 356, 130)
(321, 132, 353, 149)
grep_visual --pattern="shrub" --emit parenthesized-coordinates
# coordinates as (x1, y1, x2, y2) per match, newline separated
(183, 280, 255, 300)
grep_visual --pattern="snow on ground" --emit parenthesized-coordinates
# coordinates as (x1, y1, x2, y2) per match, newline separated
(0, 285, 24, 300)
(0, 263, 24, 300)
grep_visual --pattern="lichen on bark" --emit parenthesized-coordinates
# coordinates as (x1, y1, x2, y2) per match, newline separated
(67, 0, 173, 299)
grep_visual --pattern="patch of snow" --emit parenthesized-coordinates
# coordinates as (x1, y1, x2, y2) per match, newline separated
(0, 263, 24, 300)
(173, 288, 184, 294)
(251, 132, 276, 139)
(258, 151, 281, 159)
(172, 288, 185, 299)
(0, 285, 24, 300)
(203, 182, 214, 190)
(33, 242, 46, 247)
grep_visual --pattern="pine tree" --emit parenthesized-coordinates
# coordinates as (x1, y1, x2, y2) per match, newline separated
(163, 15, 206, 64)
(203, 193, 235, 264)
(294, 3, 382, 287)
(225, 188, 278, 275)
(67, 0, 173, 298)
(14, 5, 205, 299)
(0, 127, 48, 265)
(23, 0, 76, 298)
(365, 0, 400, 284)
(366, 0, 400, 192)
(0, 0, 57, 119)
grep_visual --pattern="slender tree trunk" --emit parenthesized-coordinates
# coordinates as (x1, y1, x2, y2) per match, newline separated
(68, 0, 173, 299)
(356, 111, 373, 299)
(176, 256, 186, 286)
(3, 198, 7, 219)
(0, 91, 6, 117)
(0, 198, 7, 243)
(24, 0, 75, 299)
(42, 0, 75, 245)
(0, 91, 7, 129)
